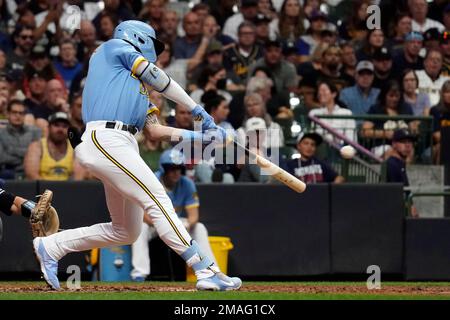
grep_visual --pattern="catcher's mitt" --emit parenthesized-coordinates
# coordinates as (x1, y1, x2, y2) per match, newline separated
(30, 189, 60, 238)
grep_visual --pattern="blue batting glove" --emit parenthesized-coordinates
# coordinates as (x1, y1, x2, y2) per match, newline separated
(192, 105, 217, 131)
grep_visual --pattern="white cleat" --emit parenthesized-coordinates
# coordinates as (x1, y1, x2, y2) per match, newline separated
(196, 272, 242, 291)
(32, 237, 61, 290)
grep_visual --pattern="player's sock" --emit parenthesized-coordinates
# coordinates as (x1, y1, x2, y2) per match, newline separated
(181, 240, 216, 280)
(20, 201, 36, 218)
(0, 188, 16, 216)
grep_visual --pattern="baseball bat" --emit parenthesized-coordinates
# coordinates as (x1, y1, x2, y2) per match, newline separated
(233, 141, 307, 193)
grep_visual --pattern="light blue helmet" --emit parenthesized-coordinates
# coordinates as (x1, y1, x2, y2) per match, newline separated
(159, 149, 186, 174)
(113, 20, 164, 63)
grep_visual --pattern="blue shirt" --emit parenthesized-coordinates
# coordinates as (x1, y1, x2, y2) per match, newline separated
(155, 171, 199, 218)
(53, 60, 83, 89)
(82, 39, 156, 130)
(339, 85, 380, 116)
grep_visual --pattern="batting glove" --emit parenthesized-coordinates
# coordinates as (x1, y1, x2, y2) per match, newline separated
(192, 105, 217, 131)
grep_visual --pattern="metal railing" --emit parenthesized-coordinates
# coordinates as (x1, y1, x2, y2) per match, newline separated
(405, 187, 450, 217)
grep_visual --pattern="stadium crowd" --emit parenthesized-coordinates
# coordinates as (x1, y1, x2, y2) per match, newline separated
(0, 0, 449, 186)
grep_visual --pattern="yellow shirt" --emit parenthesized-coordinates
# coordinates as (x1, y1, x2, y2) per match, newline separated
(39, 138, 74, 181)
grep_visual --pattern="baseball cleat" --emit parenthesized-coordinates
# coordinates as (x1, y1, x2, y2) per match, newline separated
(196, 272, 242, 291)
(33, 237, 60, 290)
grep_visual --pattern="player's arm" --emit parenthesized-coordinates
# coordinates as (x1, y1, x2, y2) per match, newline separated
(143, 112, 203, 143)
(133, 60, 218, 131)
(24, 141, 42, 180)
(185, 206, 199, 230)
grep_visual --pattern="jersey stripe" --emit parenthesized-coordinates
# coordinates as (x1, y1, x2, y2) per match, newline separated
(131, 56, 147, 76)
(91, 130, 190, 247)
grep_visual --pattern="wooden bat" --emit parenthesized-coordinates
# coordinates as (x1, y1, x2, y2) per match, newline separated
(233, 140, 306, 193)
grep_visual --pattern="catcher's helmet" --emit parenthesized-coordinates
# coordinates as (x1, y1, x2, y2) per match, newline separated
(113, 20, 165, 63)
(159, 149, 186, 174)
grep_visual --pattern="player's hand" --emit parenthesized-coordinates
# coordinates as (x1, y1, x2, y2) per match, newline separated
(203, 127, 228, 144)
(192, 105, 217, 131)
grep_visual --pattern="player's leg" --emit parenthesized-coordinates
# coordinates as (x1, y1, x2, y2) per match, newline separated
(187, 221, 218, 266)
(131, 222, 157, 281)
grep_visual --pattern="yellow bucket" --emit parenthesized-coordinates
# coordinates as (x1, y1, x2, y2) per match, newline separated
(186, 236, 234, 282)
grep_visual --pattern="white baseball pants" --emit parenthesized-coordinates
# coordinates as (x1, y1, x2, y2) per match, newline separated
(131, 218, 218, 279)
(42, 121, 194, 263)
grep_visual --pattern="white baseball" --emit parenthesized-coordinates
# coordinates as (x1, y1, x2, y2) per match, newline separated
(340, 145, 356, 159)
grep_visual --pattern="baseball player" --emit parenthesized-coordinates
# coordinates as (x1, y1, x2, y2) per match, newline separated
(131, 149, 218, 281)
(32, 20, 241, 291)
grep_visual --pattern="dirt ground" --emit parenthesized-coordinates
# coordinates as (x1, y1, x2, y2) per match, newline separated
(0, 283, 449, 296)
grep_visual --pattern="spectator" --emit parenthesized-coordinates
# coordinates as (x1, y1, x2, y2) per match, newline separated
(0, 49, 7, 73)
(296, 10, 328, 63)
(0, 74, 10, 125)
(22, 45, 65, 98)
(444, 4, 450, 30)
(237, 92, 284, 148)
(53, 40, 83, 89)
(269, 0, 308, 42)
(98, 12, 118, 42)
(237, 117, 277, 183)
(392, 31, 424, 76)
(253, 13, 272, 47)
(24, 112, 82, 181)
(173, 12, 203, 59)
(68, 94, 84, 133)
(416, 49, 450, 106)
(385, 129, 418, 217)
(190, 65, 232, 104)
(371, 46, 395, 89)
(423, 28, 442, 52)
(172, 104, 193, 130)
(131, 149, 218, 282)
(258, 0, 277, 21)
(93, 0, 135, 32)
(223, 0, 259, 41)
(388, 12, 412, 50)
(309, 81, 356, 143)
(76, 20, 98, 63)
(287, 132, 344, 183)
(7, 25, 35, 72)
(138, 0, 165, 33)
(339, 61, 380, 116)
(201, 90, 234, 132)
(442, 31, 450, 77)
(32, 79, 70, 135)
(0, 100, 41, 180)
(429, 80, 450, 164)
(302, 45, 352, 92)
(409, 0, 445, 34)
(202, 14, 235, 47)
(159, 10, 179, 46)
(208, 0, 236, 29)
(223, 21, 263, 87)
(361, 80, 415, 158)
(338, 0, 370, 42)
(248, 39, 297, 94)
(356, 28, 385, 62)
(340, 42, 358, 81)
(192, 3, 211, 25)
(23, 70, 50, 126)
(402, 69, 430, 116)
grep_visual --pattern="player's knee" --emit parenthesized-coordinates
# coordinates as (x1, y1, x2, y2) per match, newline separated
(112, 224, 142, 244)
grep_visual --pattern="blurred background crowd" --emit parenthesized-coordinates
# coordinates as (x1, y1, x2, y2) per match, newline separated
(0, 0, 449, 187)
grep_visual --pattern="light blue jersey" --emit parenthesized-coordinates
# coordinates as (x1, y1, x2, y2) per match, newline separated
(155, 171, 199, 218)
(82, 39, 157, 130)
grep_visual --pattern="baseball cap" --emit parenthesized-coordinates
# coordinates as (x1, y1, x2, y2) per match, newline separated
(253, 13, 271, 25)
(241, 0, 258, 8)
(245, 117, 266, 132)
(372, 46, 392, 60)
(30, 45, 46, 59)
(265, 38, 282, 49)
(48, 112, 70, 125)
(206, 40, 223, 55)
(356, 60, 374, 73)
(423, 28, 441, 42)
(296, 132, 323, 145)
(392, 129, 416, 142)
(309, 10, 328, 21)
(405, 31, 424, 42)
(282, 40, 297, 55)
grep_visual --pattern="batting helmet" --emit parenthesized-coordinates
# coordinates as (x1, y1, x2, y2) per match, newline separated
(159, 149, 186, 174)
(113, 20, 165, 63)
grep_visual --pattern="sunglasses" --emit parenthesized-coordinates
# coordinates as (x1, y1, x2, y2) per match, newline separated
(20, 35, 34, 40)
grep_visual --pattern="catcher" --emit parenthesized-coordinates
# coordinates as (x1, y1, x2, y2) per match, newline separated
(0, 187, 59, 240)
